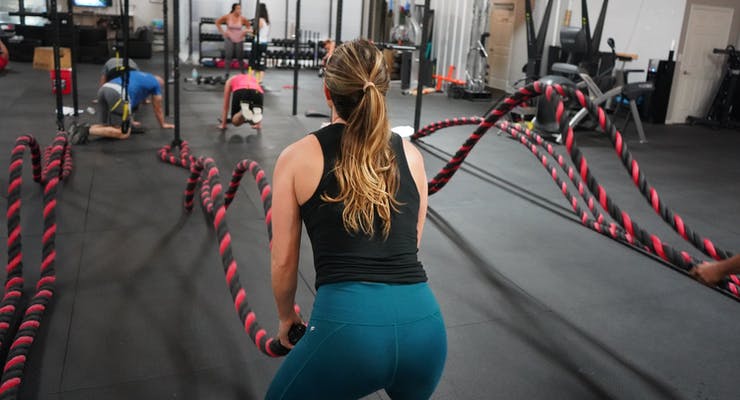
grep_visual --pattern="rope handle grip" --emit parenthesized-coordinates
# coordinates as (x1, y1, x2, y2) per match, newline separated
(267, 323, 307, 356)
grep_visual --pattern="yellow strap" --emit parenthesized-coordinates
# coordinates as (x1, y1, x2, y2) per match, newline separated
(110, 98, 130, 122)
(122, 102, 130, 121)
(114, 50, 125, 72)
(111, 98, 122, 112)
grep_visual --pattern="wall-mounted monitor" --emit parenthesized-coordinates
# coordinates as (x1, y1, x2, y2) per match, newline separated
(72, 0, 112, 7)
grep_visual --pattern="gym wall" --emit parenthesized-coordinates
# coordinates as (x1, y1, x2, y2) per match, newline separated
(428, 0, 689, 93)
(547, 0, 687, 79)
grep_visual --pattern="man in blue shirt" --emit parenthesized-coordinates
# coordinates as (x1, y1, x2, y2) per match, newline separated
(71, 70, 174, 144)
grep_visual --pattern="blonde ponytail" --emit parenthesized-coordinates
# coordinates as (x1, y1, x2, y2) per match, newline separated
(321, 39, 400, 239)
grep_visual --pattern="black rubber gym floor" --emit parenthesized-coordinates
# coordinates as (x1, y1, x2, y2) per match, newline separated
(0, 55, 738, 399)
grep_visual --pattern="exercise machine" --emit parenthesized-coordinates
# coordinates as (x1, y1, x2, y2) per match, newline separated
(522, 0, 554, 83)
(687, 45, 740, 129)
(536, 0, 652, 143)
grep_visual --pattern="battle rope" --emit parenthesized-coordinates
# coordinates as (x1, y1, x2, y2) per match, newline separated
(410, 84, 739, 297)
(412, 117, 485, 140)
(413, 116, 608, 225)
(561, 87, 734, 262)
(494, 121, 739, 297)
(0, 132, 71, 399)
(158, 144, 304, 357)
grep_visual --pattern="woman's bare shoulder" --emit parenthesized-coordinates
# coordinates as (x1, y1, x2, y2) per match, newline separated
(401, 137, 424, 170)
(278, 134, 320, 165)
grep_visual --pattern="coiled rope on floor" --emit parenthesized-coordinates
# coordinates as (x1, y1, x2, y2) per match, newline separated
(0, 132, 71, 399)
(411, 82, 739, 298)
(159, 144, 300, 357)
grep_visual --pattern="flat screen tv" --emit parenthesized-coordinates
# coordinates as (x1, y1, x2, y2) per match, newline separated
(72, 0, 112, 7)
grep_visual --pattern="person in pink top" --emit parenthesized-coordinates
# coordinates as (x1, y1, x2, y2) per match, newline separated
(0, 40, 9, 72)
(216, 3, 252, 77)
(218, 73, 264, 130)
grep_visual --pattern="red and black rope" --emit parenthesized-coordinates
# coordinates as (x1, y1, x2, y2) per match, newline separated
(563, 86, 734, 262)
(411, 117, 484, 141)
(0, 132, 71, 399)
(494, 121, 739, 296)
(420, 86, 537, 195)
(412, 81, 738, 297)
(160, 144, 301, 357)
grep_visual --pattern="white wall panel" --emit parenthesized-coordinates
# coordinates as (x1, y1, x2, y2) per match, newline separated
(426, 0, 688, 92)
(556, 0, 686, 79)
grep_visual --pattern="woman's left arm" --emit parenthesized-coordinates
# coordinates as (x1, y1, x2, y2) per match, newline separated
(271, 143, 304, 347)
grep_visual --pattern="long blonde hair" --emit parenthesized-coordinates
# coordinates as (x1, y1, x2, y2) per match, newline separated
(321, 39, 400, 239)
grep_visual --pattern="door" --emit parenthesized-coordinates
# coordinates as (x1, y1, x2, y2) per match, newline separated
(666, 4, 733, 124)
(487, 1, 517, 90)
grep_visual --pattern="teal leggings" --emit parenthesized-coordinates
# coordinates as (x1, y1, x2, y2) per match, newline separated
(266, 282, 447, 400)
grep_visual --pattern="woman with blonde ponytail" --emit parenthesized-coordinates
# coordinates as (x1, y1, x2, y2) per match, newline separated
(267, 39, 447, 399)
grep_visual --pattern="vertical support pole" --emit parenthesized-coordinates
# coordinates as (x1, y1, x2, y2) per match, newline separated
(51, 0, 64, 131)
(253, 0, 260, 72)
(284, 0, 289, 38)
(328, 0, 333, 39)
(67, 0, 79, 120)
(188, 0, 193, 60)
(413, 0, 430, 134)
(367, 0, 374, 40)
(360, 0, 365, 38)
(292, 0, 300, 116)
(121, 0, 131, 132)
(173, 0, 181, 145)
(335, 0, 342, 43)
(19, 0, 25, 25)
(379, 0, 386, 43)
(164, 0, 170, 116)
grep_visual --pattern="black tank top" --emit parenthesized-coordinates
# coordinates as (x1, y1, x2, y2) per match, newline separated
(300, 123, 427, 289)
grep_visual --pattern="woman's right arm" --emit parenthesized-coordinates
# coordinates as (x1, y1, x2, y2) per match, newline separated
(219, 78, 232, 128)
(271, 142, 305, 347)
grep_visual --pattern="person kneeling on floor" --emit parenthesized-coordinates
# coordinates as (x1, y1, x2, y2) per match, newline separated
(218, 72, 264, 130)
(71, 70, 174, 144)
(99, 56, 140, 86)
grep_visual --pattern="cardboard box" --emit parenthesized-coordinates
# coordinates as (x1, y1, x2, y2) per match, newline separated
(383, 49, 395, 73)
(33, 47, 72, 70)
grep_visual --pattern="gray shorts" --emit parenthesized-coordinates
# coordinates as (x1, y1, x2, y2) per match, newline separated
(96, 83, 130, 126)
